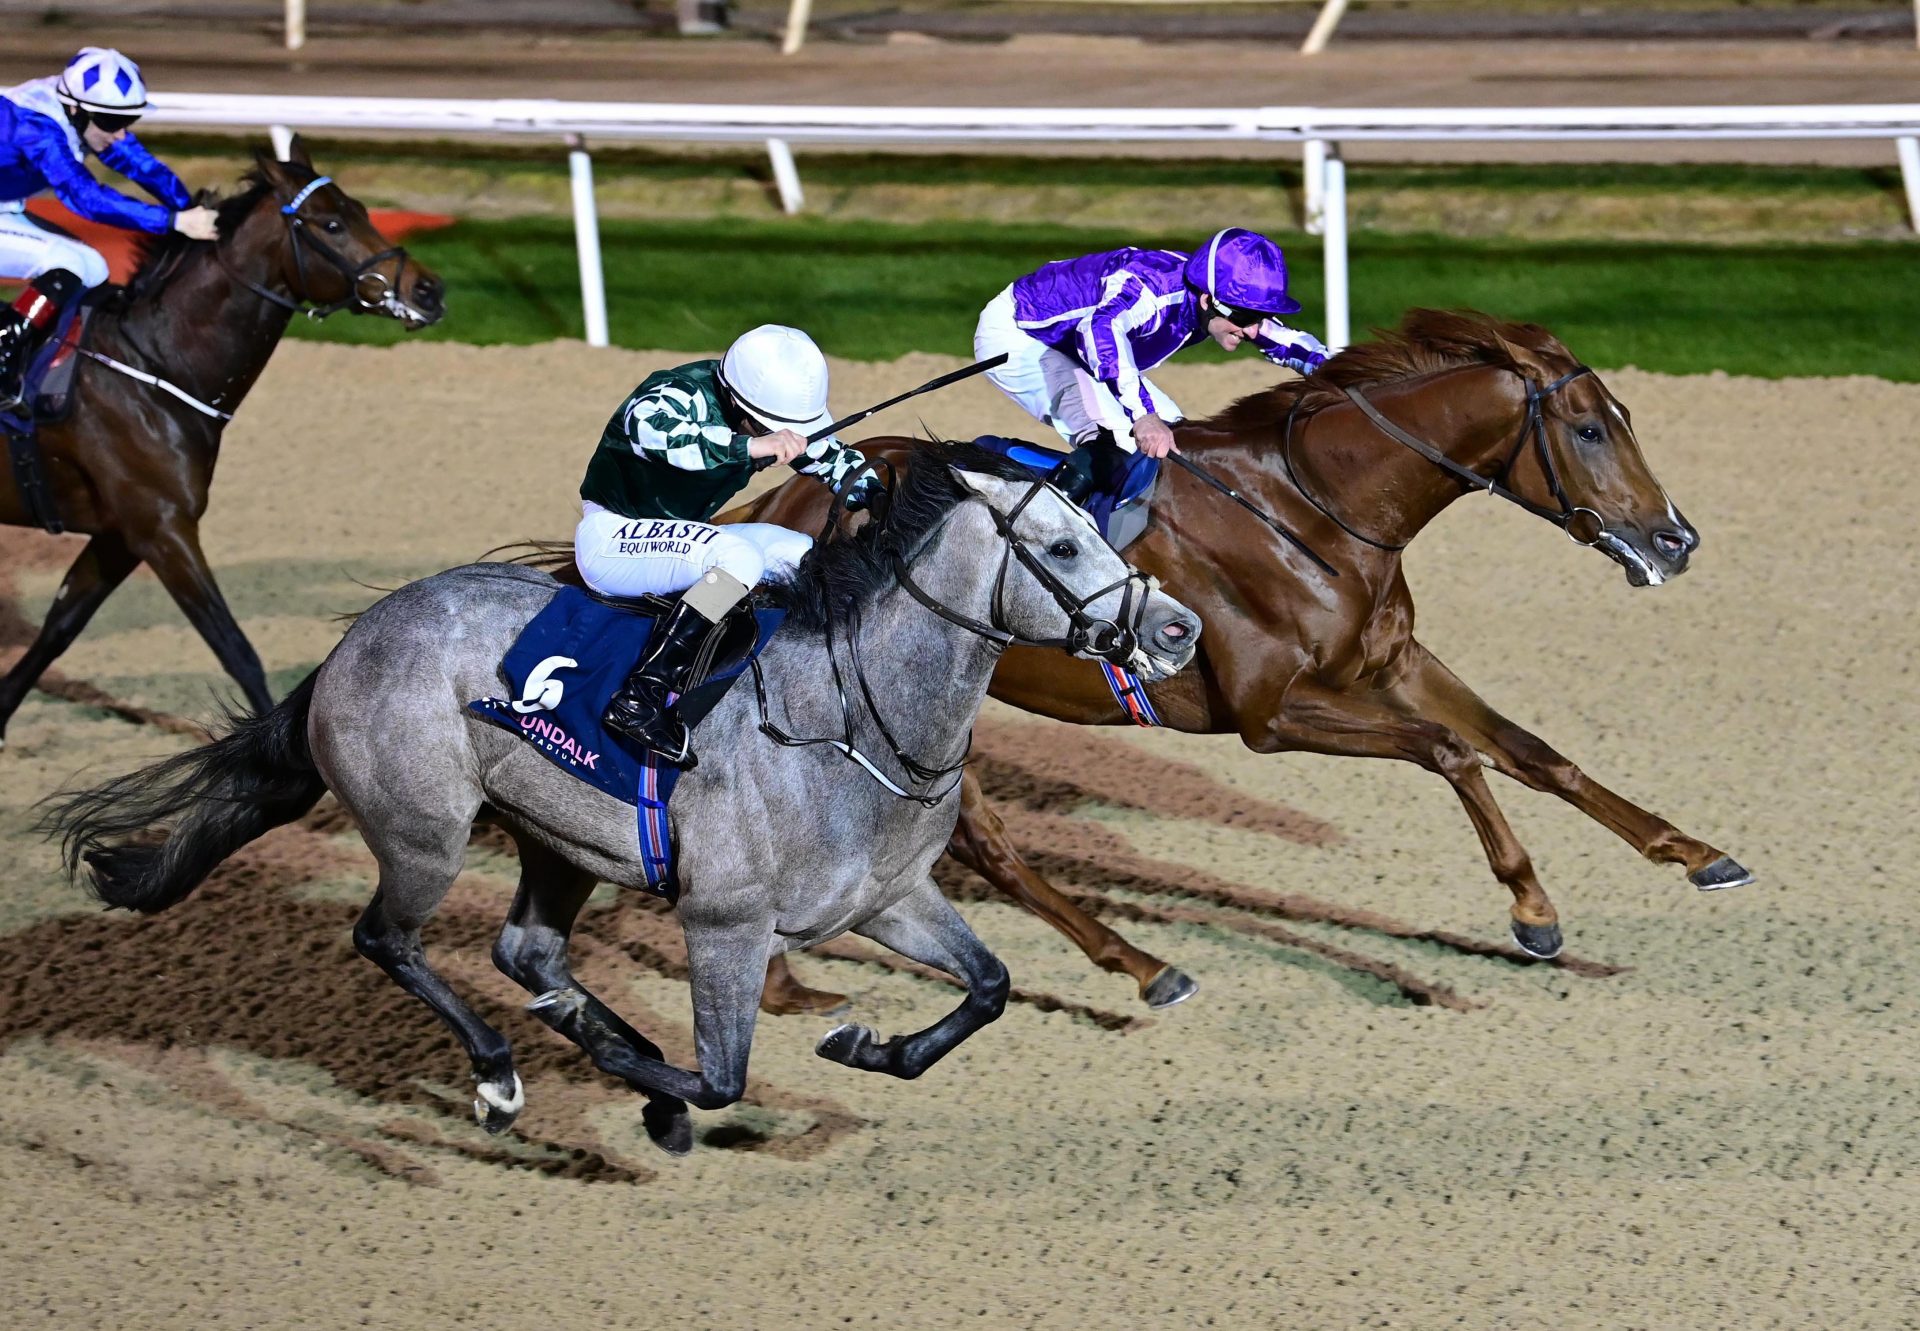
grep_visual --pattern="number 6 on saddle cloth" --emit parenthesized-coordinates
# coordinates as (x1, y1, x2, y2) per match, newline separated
(468, 587, 783, 900)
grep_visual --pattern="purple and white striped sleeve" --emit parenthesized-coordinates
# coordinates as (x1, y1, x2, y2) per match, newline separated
(1076, 273, 1158, 420)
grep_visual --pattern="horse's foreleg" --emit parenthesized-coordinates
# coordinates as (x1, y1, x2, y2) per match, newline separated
(1256, 683, 1565, 959)
(491, 837, 693, 1155)
(0, 532, 140, 745)
(134, 522, 272, 714)
(1386, 641, 1751, 891)
(815, 878, 1010, 1080)
(949, 768, 1196, 1009)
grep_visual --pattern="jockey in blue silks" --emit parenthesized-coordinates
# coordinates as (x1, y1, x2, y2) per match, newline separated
(0, 47, 221, 405)
(973, 227, 1327, 500)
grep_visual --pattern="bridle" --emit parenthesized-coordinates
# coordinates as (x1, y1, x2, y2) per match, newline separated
(1283, 365, 1603, 552)
(753, 469, 1166, 806)
(218, 174, 412, 321)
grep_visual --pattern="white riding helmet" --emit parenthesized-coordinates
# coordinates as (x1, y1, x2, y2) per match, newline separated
(718, 324, 833, 438)
(56, 47, 150, 116)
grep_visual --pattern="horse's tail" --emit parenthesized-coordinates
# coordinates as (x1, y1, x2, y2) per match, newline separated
(43, 670, 327, 913)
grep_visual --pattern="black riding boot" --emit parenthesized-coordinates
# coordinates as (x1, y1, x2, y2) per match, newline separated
(0, 311, 33, 410)
(0, 270, 83, 410)
(603, 597, 719, 766)
(1052, 431, 1131, 507)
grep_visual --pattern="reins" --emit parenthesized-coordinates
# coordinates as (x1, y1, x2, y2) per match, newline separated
(1283, 364, 1603, 551)
(752, 468, 1164, 806)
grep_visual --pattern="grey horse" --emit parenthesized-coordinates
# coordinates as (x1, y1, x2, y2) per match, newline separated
(48, 442, 1200, 1155)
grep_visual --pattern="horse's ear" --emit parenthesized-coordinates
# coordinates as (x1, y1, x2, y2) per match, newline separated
(284, 134, 314, 170)
(253, 146, 289, 183)
(951, 467, 1000, 497)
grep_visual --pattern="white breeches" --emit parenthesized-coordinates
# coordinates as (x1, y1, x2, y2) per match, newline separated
(973, 284, 1183, 450)
(574, 504, 813, 599)
(0, 203, 111, 288)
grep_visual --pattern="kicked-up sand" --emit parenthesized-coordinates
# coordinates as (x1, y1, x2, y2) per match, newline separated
(0, 341, 1914, 1329)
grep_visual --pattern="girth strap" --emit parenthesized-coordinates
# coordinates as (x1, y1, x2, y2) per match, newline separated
(1, 414, 63, 533)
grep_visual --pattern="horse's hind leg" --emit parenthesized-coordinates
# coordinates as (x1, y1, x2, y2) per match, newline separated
(761, 955, 848, 1016)
(1388, 641, 1751, 891)
(491, 836, 694, 1156)
(0, 533, 140, 747)
(816, 878, 1010, 1080)
(949, 769, 1196, 1009)
(353, 845, 522, 1133)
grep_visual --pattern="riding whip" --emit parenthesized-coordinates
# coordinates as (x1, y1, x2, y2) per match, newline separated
(753, 353, 1010, 469)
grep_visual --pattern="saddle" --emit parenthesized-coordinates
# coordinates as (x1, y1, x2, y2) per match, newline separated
(970, 434, 1160, 551)
(467, 585, 786, 900)
(0, 304, 92, 534)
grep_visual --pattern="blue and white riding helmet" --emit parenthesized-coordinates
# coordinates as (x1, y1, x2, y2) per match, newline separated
(56, 47, 150, 119)
(1184, 226, 1302, 322)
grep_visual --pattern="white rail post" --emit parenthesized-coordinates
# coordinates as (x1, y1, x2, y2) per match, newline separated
(782, 0, 812, 55)
(1301, 0, 1350, 55)
(567, 137, 610, 348)
(285, 0, 306, 51)
(1322, 145, 1350, 352)
(269, 124, 295, 161)
(766, 138, 804, 215)
(1302, 137, 1327, 235)
(1898, 136, 1920, 234)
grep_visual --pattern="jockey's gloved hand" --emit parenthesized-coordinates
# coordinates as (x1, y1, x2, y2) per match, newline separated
(1256, 321, 1328, 376)
(840, 468, 884, 513)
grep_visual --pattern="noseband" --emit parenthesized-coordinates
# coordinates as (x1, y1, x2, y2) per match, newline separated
(220, 174, 412, 320)
(753, 470, 1165, 806)
(1287, 365, 1601, 552)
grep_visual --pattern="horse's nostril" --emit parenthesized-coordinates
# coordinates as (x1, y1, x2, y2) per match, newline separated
(1158, 618, 1196, 644)
(413, 278, 444, 312)
(1653, 529, 1688, 559)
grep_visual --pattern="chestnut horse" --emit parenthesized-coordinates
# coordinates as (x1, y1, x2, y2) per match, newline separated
(738, 311, 1751, 1009)
(0, 139, 444, 747)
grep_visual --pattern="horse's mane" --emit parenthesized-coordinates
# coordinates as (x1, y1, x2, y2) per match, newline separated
(1200, 308, 1577, 434)
(767, 438, 1041, 637)
(107, 166, 281, 312)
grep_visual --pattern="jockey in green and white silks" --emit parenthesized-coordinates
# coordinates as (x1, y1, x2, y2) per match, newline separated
(575, 323, 874, 763)
(0, 47, 222, 405)
(973, 227, 1326, 501)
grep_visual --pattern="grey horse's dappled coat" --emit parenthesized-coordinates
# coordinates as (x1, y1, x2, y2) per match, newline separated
(48, 441, 1199, 1155)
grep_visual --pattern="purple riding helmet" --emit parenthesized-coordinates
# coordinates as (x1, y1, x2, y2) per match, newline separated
(1183, 227, 1302, 320)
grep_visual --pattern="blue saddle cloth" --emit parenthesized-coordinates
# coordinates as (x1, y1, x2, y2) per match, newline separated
(970, 434, 1159, 546)
(467, 586, 784, 900)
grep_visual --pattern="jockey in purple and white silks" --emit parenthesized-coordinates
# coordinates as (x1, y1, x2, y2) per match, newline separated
(0, 47, 221, 405)
(973, 227, 1327, 499)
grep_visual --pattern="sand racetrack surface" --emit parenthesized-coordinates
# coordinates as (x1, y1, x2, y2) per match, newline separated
(0, 341, 1913, 1328)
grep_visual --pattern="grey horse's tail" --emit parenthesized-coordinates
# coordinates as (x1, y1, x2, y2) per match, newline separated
(44, 670, 327, 913)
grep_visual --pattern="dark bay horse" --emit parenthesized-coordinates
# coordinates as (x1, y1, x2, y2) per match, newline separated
(740, 310, 1752, 1006)
(0, 138, 443, 747)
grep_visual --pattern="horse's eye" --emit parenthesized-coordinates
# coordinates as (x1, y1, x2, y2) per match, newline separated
(1048, 540, 1078, 560)
(1576, 424, 1602, 443)
(324, 218, 345, 235)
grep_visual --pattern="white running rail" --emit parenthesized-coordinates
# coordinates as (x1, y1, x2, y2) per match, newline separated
(145, 93, 1920, 350)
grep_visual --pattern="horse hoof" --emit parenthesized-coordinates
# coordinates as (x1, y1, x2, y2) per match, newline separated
(1690, 855, 1754, 892)
(816, 1022, 876, 1067)
(471, 1071, 525, 1135)
(1509, 919, 1564, 960)
(1141, 966, 1200, 1010)
(643, 1099, 693, 1157)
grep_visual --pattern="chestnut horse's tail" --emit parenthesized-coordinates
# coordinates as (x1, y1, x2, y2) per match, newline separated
(42, 671, 326, 913)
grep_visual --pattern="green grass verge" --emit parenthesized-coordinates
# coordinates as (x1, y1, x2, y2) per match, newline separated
(301, 215, 1917, 380)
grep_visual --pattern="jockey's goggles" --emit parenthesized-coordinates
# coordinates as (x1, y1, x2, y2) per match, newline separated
(1206, 298, 1282, 327)
(84, 110, 141, 134)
